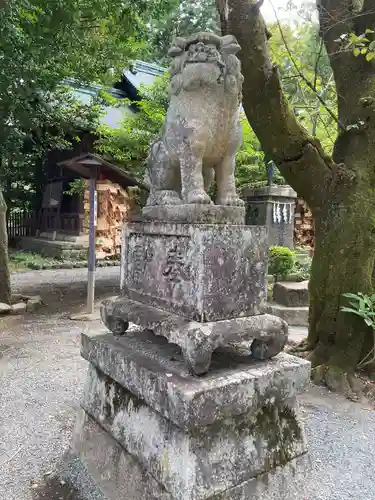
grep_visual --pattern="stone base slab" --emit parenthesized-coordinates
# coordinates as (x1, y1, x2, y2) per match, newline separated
(70, 408, 311, 500)
(100, 296, 288, 374)
(267, 304, 309, 327)
(142, 204, 245, 225)
(272, 281, 309, 307)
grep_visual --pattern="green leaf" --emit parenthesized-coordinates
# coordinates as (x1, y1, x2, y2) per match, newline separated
(364, 318, 374, 327)
(366, 52, 375, 61)
(343, 292, 360, 299)
(353, 48, 361, 57)
(341, 307, 363, 316)
(365, 29, 374, 34)
(361, 47, 368, 54)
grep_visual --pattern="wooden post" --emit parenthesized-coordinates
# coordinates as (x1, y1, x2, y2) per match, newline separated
(87, 171, 98, 314)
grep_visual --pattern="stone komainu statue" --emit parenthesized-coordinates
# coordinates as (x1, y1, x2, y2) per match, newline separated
(146, 32, 244, 207)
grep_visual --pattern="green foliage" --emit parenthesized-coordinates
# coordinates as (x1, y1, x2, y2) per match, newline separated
(10, 250, 63, 271)
(269, 22, 337, 153)
(292, 258, 312, 282)
(96, 74, 169, 181)
(336, 30, 375, 62)
(143, 0, 219, 64)
(341, 293, 375, 329)
(95, 77, 279, 186)
(65, 178, 87, 196)
(268, 246, 295, 279)
(0, 0, 170, 202)
(341, 292, 375, 368)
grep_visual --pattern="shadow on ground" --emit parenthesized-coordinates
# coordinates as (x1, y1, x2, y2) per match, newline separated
(30, 476, 82, 500)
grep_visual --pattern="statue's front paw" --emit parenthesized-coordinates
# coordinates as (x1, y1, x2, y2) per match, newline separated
(186, 190, 212, 204)
(217, 195, 245, 207)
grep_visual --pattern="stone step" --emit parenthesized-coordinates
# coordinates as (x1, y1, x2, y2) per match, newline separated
(273, 281, 309, 307)
(267, 303, 309, 327)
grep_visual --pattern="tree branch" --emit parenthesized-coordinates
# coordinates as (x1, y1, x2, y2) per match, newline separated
(318, 0, 375, 126)
(218, 0, 339, 208)
(272, 5, 344, 130)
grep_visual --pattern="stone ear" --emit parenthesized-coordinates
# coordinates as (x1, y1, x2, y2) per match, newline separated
(168, 46, 184, 57)
(168, 37, 187, 57)
(221, 43, 241, 55)
(221, 35, 241, 55)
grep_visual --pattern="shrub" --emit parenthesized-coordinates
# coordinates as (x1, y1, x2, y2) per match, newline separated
(292, 258, 312, 282)
(341, 292, 375, 369)
(268, 246, 295, 280)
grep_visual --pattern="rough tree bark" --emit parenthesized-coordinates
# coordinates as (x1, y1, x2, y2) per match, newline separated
(0, 189, 11, 305)
(217, 0, 375, 397)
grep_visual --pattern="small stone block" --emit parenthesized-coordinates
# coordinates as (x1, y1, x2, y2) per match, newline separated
(267, 304, 309, 327)
(26, 298, 43, 312)
(0, 302, 11, 315)
(273, 281, 309, 307)
(11, 302, 27, 315)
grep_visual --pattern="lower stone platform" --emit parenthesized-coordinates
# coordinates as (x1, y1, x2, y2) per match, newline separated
(70, 409, 311, 500)
(70, 330, 311, 500)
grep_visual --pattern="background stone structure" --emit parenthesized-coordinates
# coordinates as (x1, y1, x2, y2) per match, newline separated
(243, 185, 297, 250)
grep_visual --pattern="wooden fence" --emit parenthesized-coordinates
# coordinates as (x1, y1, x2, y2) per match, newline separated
(6, 210, 38, 239)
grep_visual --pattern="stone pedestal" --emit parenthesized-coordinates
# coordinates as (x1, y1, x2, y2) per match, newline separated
(70, 330, 310, 500)
(101, 214, 289, 375)
(243, 186, 297, 250)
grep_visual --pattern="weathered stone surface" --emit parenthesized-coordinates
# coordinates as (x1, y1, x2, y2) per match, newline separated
(70, 410, 310, 500)
(267, 304, 309, 327)
(144, 32, 244, 210)
(74, 332, 310, 500)
(0, 302, 11, 315)
(80, 366, 307, 500)
(273, 281, 309, 307)
(71, 409, 171, 500)
(120, 221, 267, 322)
(142, 204, 245, 225)
(81, 331, 310, 431)
(11, 301, 27, 314)
(100, 297, 288, 374)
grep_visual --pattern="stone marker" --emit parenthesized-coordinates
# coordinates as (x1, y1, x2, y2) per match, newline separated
(69, 32, 310, 500)
(273, 281, 309, 307)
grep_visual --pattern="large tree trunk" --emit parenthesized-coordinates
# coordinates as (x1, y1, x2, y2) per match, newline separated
(308, 192, 375, 369)
(219, 0, 375, 396)
(0, 190, 11, 305)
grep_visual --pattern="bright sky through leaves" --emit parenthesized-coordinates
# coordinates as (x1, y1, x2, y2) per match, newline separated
(262, 0, 315, 22)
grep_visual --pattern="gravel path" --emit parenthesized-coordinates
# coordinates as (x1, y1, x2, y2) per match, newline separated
(0, 269, 374, 499)
(11, 267, 120, 309)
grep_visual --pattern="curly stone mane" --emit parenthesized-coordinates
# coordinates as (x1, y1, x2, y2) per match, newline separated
(167, 32, 243, 104)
